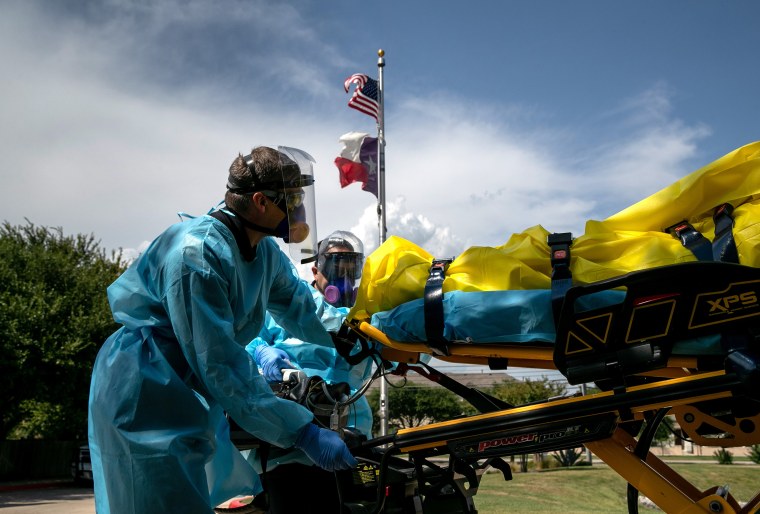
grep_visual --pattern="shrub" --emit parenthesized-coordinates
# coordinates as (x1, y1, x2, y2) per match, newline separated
(713, 448, 733, 465)
(749, 444, 760, 464)
(552, 447, 585, 467)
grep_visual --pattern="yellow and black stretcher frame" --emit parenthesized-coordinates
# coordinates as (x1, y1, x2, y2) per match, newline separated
(334, 261, 760, 514)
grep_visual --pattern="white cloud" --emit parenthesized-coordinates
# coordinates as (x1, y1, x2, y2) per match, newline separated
(350, 197, 463, 257)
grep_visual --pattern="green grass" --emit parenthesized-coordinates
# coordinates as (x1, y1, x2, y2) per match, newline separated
(472, 463, 760, 513)
(656, 453, 752, 462)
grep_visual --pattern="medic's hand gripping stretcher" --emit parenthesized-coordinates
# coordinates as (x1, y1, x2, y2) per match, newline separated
(328, 142, 760, 513)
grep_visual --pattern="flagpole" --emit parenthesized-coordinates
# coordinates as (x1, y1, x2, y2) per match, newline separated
(377, 48, 389, 438)
(377, 49, 387, 243)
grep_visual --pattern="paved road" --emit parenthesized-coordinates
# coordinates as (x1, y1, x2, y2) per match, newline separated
(0, 484, 257, 513)
(0, 484, 94, 513)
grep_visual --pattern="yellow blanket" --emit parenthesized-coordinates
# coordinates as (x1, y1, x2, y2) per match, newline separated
(349, 141, 760, 322)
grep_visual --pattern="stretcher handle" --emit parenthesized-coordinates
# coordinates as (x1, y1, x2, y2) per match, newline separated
(331, 323, 376, 365)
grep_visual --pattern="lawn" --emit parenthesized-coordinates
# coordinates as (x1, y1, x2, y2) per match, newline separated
(471, 463, 759, 513)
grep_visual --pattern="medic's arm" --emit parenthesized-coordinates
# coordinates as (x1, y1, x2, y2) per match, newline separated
(245, 313, 288, 355)
(163, 245, 312, 448)
(266, 254, 335, 348)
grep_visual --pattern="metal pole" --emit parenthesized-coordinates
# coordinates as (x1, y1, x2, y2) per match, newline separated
(377, 48, 389, 438)
(581, 383, 593, 465)
(377, 49, 387, 244)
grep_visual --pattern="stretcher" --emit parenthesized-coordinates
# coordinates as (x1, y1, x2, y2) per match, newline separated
(328, 142, 760, 513)
(334, 260, 760, 514)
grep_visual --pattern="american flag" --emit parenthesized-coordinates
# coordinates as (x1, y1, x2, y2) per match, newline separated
(343, 73, 379, 121)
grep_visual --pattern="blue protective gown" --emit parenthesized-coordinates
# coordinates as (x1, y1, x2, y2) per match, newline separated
(88, 213, 335, 514)
(245, 283, 375, 472)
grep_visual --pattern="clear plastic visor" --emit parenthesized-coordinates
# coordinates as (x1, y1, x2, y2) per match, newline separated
(277, 146, 318, 264)
(320, 252, 363, 281)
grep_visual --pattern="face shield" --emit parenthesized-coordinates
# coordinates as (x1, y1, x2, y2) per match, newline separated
(225, 145, 318, 264)
(316, 231, 364, 307)
(275, 146, 318, 264)
(320, 252, 364, 307)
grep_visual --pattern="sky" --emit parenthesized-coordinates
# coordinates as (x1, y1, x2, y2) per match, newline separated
(2, 0, 760, 381)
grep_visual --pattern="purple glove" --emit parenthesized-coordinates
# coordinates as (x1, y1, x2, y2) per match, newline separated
(253, 345, 292, 382)
(294, 423, 358, 471)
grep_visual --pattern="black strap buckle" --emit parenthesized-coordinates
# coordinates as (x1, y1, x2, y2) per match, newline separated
(429, 259, 449, 279)
(665, 220, 713, 261)
(548, 233, 573, 326)
(548, 232, 572, 283)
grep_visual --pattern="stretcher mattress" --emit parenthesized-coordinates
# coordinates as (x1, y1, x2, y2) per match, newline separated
(369, 289, 723, 356)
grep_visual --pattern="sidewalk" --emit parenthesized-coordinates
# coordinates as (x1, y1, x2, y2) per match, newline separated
(0, 478, 75, 492)
(0, 481, 94, 514)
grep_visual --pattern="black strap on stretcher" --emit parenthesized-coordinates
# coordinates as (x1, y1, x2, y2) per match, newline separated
(548, 232, 573, 326)
(424, 258, 454, 356)
(712, 203, 739, 263)
(665, 203, 739, 263)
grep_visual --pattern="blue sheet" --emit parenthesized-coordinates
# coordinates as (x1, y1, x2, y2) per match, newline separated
(370, 289, 722, 355)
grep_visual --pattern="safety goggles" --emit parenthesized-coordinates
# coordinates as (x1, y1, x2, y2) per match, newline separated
(262, 189, 305, 213)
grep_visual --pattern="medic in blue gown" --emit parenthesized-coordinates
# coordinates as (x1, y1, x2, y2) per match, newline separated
(87, 146, 356, 514)
(245, 231, 372, 513)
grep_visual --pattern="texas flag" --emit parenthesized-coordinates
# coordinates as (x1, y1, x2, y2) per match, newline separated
(334, 132, 378, 198)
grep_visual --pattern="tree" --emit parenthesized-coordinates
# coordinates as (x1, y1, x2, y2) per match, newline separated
(0, 221, 126, 440)
(652, 415, 674, 450)
(487, 376, 566, 406)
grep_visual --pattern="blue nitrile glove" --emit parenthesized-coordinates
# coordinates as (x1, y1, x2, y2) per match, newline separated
(294, 423, 358, 471)
(253, 345, 292, 382)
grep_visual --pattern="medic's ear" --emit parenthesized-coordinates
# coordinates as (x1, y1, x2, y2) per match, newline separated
(252, 192, 267, 210)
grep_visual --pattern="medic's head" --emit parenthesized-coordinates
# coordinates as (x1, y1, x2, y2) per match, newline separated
(312, 231, 364, 307)
(225, 146, 319, 264)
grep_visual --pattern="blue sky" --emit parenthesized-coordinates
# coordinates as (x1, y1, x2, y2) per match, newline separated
(2, 1, 759, 379)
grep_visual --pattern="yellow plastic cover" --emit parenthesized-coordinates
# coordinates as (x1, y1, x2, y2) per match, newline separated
(349, 141, 760, 322)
